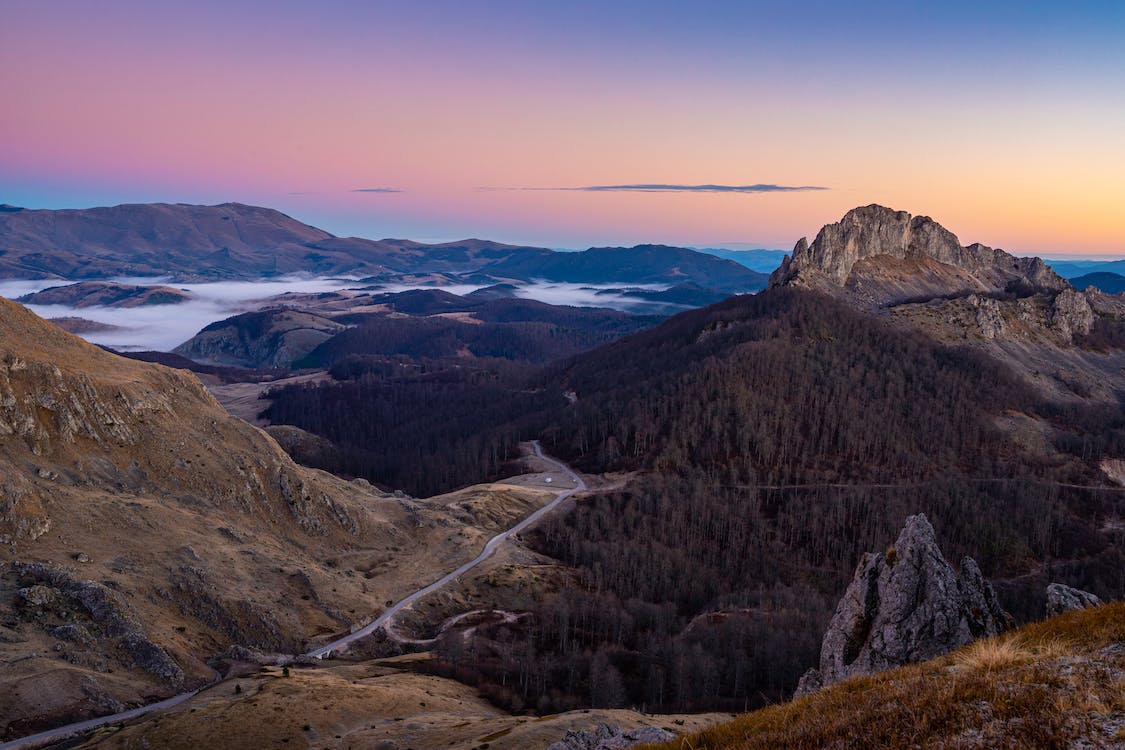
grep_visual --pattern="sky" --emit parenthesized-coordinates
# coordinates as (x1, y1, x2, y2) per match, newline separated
(2, 1, 1124, 255)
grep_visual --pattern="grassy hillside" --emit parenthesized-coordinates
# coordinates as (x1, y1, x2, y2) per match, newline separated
(643, 602, 1125, 750)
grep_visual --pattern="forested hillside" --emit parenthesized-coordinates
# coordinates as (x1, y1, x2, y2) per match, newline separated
(431, 290, 1125, 713)
(265, 288, 1125, 713)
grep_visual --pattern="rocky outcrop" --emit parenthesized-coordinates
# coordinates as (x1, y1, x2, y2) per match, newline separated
(546, 723, 674, 750)
(1050, 289, 1096, 340)
(1046, 583, 1103, 617)
(795, 514, 1008, 696)
(770, 205, 1067, 307)
(12, 562, 185, 687)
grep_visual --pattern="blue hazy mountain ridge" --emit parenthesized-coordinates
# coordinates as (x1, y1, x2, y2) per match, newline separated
(0, 202, 765, 292)
(1044, 259, 1125, 279)
(1067, 271, 1125, 294)
(696, 248, 789, 273)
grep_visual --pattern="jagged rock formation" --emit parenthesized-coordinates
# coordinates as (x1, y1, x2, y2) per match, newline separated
(546, 723, 675, 750)
(1046, 583, 1104, 616)
(770, 205, 1067, 307)
(771, 205, 1125, 402)
(13, 562, 184, 687)
(795, 514, 1008, 696)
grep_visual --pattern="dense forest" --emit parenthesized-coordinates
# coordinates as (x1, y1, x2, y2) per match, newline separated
(266, 288, 1125, 712)
(297, 293, 663, 368)
(265, 358, 555, 496)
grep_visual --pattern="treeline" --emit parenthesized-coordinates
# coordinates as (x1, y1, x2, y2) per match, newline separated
(263, 287, 1125, 712)
(540, 289, 1046, 482)
(430, 474, 1122, 714)
(264, 294, 662, 495)
(263, 358, 554, 496)
(420, 289, 1125, 712)
(297, 294, 662, 368)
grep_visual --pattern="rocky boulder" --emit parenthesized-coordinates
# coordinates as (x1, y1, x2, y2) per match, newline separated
(1046, 583, 1103, 617)
(1049, 289, 1096, 340)
(546, 723, 674, 750)
(795, 514, 1008, 696)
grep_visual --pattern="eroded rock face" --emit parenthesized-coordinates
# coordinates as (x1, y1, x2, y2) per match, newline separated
(1046, 583, 1103, 617)
(770, 205, 1067, 306)
(795, 514, 1008, 696)
(12, 562, 185, 688)
(546, 723, 675, 750)
(1050, 289, 1096, 340)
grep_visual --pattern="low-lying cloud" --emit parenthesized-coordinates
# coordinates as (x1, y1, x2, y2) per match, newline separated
(0, 278, 676, 353)
(351, 187, 403, 193)
(484, 183, 828, 194)
(0, 277, 361, 352)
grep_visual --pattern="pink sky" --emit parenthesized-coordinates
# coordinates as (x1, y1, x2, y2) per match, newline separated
(2, 2, 1123, 255)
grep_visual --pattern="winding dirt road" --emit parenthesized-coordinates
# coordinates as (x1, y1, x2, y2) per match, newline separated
(306, 440, 583, 658)
(0, 440, 583, 750)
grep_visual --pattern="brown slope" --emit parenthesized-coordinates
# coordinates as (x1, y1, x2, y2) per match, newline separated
(0, 298, 545, 739)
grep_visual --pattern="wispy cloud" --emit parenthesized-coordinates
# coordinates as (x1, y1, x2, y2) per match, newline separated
(481, 183, 828, 194)
(351, 187, 403, 193)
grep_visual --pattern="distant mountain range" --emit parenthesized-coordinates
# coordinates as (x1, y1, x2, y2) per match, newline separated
(695, 247, 788, 273)
(1044, 258, 1125, 279)
(0, 202, 767, 292)
(1067, 271, 1125, 294)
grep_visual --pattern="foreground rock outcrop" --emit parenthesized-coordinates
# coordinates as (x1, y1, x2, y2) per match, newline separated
(546, 723, 675, 750)
(1046, 582, 1103, 616)
(651, 602, 1125, 750)
(796, 514, 1008, 696)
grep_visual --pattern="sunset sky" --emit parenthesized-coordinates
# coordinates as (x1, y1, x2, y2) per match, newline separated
(3, 1, 1123, 255)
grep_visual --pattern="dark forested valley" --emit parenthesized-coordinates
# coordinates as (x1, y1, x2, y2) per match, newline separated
(264, 288, 1125, 713)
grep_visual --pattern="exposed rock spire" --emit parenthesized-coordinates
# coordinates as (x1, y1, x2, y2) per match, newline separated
(795, 514, 1008, 696)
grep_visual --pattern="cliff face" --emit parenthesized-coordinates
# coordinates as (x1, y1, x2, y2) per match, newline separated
(770, 205, 1067, 306)
(796, 514, 1008, 696)
(770, 205, 1125, 403)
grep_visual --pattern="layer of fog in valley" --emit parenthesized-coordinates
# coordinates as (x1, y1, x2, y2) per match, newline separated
(0, 277, 674, 352)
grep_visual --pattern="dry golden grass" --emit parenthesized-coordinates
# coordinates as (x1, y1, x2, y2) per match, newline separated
(642, 602, 1125, 750)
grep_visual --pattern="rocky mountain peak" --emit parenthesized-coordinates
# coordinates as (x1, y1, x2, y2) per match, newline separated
(770, 205, 1068, 306)
(795, 513, 1008, 696)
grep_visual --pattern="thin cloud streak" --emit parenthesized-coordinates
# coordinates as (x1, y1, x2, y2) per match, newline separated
(481, 183, 829, 194)
(351, 187, 403, 193)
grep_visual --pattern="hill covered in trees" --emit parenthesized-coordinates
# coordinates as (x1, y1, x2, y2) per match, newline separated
(263, 287, 1125, 713)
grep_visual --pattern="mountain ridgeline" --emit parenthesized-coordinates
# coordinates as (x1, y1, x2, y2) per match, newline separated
(0, 202, 767, 292)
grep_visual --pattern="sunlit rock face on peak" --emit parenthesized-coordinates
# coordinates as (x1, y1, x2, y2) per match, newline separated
(770, 205, 1068, 307)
